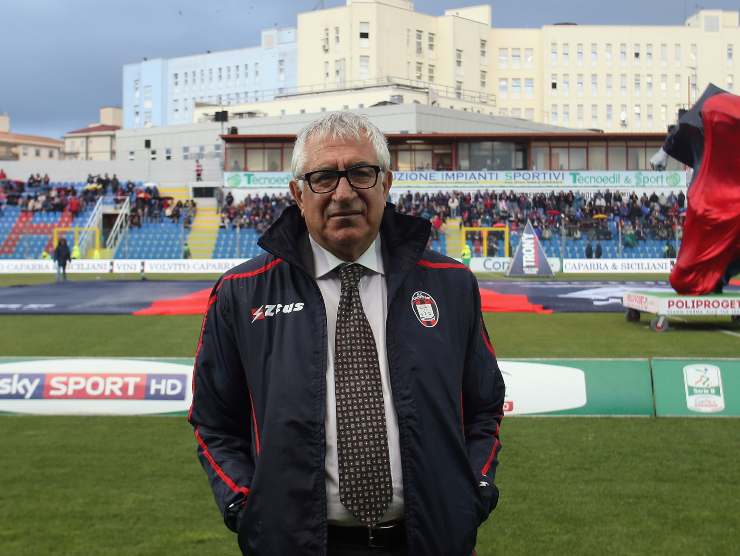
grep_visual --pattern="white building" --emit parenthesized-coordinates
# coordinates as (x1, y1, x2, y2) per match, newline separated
(122, 27, 298, 129)
(193, 1, 738, 133)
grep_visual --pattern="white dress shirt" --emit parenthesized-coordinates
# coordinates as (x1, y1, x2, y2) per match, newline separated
(309, 234, 405, 525)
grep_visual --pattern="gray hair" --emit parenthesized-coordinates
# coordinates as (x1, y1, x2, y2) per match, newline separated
(291, 111, 391, 179)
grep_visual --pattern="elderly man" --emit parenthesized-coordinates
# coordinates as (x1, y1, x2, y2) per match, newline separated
(189, 112, 505, 556)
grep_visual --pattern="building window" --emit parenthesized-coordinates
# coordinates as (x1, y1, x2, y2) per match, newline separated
(660, 74, 667, 92)
(647, 104, 654, 128)
(334, 26, 340, 44)
(511, 48, 521, 68)
(324, 61, 329, 79)
(606, 104, 613, 124)
(455, 49, 463, 70)
(480, 39, 487, 60)
(606, 73, 613, 95)
(577, 73, 584, 95)
(620, 74, 627, 95)
(208, 68, 213, 82)
(498, 48, 508, 68)
(591, 104, 598, 126)
(646, 43, 653, 63)
(562, 74, 570, 95)
(48, 149, 54, 158)
(173, 72, 179, 87)
(428, 64, 435, 82)
(576, 43, 583, 65)
(525, 78, 534, 98)
(416, 30, 423, 55)
(551, 42, 557, 65)
(551, 104, 558, 123)
(278, 59, 285, 81)
(255, 63, 259, 77)
(427, 32, 435, 53)
(416, 62, 423, 81)
(563, 104, 570, 124)
(634, 75, 641, 95)
(674, 43, 681, 65)
(591, 43, 597, 64)
(480, 70, 488, 89)
(660, 43, 668, 65)
(511, 77, 520, 96)
(646, 74, 653, 95)
(728, 44, 734, 64)
(562, 43, 569, 65)
(728, 74, 735, 91)
(498, 78, 508, 97)
(690, 43, 697, 63)
(620, 43, 627, 64)
(633, 44, 640, 63)
(182, 146, 190, 160)
(634, 104, 641, 127)
(360, 22, 369, 47)
(525, 108, 534, 120)
(134, 79, 140, 98)
(511, 107, 521, 118)
(165, 148, 172, 160)
(218, 67, 223, 81)
(525, 48, 533, 67)
(576, 103, 584, 125)
(455, 81, 463, 99)
(660, 104, 667, 123)
(550, 73, 558, 92)
(591, 74, 598, 95)
(128, 150, 135, 161)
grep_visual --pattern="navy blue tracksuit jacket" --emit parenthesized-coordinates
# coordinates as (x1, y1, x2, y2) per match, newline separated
(189, 204, 505, 555)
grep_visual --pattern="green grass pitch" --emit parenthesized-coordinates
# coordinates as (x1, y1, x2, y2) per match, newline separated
(0, 273, 739, 555)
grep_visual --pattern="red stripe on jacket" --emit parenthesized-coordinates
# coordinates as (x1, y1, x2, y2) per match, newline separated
(194, 426, 250, 496)
(481, 420, 502, 476)
(417, 259, 468, 270)
(218, 258, 283, 289)
(249, 389, 261, 455)
(188, 293, 218, 421)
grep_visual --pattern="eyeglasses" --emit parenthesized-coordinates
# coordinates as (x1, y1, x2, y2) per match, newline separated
(300, 164, 381, 194)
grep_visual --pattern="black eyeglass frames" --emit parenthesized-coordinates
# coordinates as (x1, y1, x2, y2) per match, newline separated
(300, 164, 382, 194)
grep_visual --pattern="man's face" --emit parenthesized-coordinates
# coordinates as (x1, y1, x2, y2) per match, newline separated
(290, 133, 392, 261)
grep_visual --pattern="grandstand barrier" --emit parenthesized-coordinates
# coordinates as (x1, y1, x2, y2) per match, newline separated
(225, 170, 690, 191)
(0, 357, 661, 416)
(0, 257, 680, 275)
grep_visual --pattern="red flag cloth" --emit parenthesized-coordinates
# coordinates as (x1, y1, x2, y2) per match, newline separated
(670, 93, 740, 295)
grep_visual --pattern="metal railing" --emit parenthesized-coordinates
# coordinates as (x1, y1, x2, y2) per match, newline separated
(78, 197, 103, 257)
(105, 196, 131, 256)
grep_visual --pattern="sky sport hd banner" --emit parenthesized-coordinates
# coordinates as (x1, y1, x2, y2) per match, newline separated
(0, 357, 654, 416)
(652, 359, 740, 417)
(0, 358, 192, 416)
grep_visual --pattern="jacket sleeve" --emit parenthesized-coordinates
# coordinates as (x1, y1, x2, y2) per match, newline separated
(461, 271, 505, 519)
(188, 278, 255, 528)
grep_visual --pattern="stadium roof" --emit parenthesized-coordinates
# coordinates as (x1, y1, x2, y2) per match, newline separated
(65, 124, 120, 135)
(0, 131, 63, 147)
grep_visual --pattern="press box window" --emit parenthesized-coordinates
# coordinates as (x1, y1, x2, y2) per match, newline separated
(359, 22, 369, 48)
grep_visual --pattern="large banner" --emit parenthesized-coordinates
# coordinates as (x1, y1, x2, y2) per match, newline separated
(562, 258, 675, 273)
(0, 357, 652, 416)
(223, 170, 688, 190)
(0, 358, 192, 415)
(0, 259, 246, 274)
(652, 359, 740, 416)
(500, 359, 653, 416)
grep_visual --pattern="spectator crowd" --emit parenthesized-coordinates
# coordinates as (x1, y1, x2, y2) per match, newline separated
(219, 191, 293, 234)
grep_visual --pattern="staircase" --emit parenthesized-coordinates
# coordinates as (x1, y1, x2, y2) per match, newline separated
(443, 218, 463, 260)
(158, 185, 190, 202)
(187, 204, 220, 258)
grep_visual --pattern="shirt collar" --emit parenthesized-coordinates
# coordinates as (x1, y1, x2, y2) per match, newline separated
(309, 234, 384, 279)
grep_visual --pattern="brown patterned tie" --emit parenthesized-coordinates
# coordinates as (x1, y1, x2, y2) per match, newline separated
(335, 263, 393, 527)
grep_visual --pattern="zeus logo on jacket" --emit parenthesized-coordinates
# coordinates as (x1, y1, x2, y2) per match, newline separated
(251, 302, 305, 323)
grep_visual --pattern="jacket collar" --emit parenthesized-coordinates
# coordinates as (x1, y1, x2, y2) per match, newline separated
(258, 203, 431, 280)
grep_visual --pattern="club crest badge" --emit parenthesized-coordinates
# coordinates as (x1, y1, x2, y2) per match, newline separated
(411, 291, 439, 328)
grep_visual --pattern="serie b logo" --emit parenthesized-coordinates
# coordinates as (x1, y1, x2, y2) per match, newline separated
(411, 291, 439, 328)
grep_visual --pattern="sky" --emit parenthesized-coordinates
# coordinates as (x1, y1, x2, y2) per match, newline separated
(1, 0, 738, 138)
